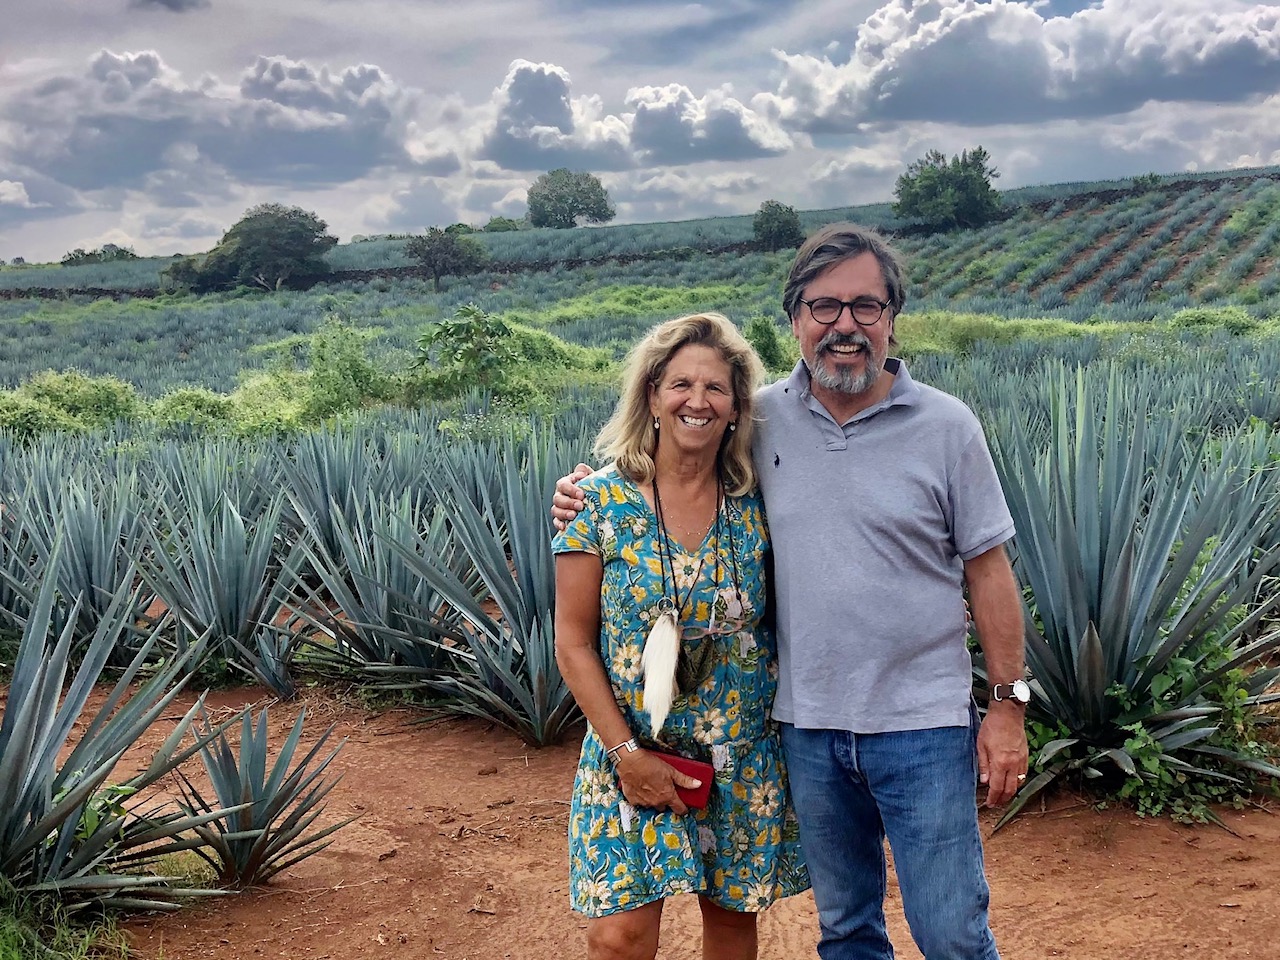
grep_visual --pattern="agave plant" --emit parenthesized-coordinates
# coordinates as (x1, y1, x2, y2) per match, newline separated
(142, 491, 304, 697)
(4, 472, 154, 662)
(987, 364, 1280, 826)
(174, 706, 356, 889)
(284, 488, 483, 684)
(388, 430, 581, 745)
(0, 545, 241, 911)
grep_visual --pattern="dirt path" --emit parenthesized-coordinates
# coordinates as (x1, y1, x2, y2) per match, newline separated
(119, 688, 1280, 959)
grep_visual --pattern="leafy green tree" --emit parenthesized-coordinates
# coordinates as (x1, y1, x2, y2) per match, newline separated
(893, 146, 1001, 229)
(165, 204, 337, 292)
(753, 200, 805, 252)
(404, 228, 491, 292)
(443, 222, 476, 235)
(527, 169, 615, 229)
(483, 215, 522, 233)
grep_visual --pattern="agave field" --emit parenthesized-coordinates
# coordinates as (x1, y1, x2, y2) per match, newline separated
(2, 167, 1280, 950)
(2, 167, 1280, 394)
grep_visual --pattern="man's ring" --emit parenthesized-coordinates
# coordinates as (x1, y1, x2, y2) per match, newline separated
(1016, 773, 1027, 781)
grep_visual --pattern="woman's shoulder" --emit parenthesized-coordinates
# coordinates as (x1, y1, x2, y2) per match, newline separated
(579, 464, 637, 503)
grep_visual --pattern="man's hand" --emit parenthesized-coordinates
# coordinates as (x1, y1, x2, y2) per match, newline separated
(551, 462, 593, 531)
(977, 703, 1029, 807)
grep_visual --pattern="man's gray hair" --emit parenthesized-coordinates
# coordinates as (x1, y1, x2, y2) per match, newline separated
(782, 222, 908, 322)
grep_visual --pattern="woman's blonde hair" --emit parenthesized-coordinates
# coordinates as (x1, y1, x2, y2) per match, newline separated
(594, 312, 764, 496)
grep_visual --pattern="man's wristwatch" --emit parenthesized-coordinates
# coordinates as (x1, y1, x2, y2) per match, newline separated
(990, 678, 1032, 706)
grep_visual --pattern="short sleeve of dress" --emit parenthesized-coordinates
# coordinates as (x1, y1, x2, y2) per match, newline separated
(551, 475, 604, 557)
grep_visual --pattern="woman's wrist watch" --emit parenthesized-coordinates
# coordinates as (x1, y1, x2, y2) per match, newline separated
(990, 678, 1032, 706)
(606, 737, 640, 764)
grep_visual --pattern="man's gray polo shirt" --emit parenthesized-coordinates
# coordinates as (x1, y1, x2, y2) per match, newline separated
(753, 359, 1015, 734)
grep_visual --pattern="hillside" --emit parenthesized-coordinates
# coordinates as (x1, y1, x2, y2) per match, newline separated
(0, 166, 1278, 395)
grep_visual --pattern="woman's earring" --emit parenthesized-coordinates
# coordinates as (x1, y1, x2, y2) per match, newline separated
(653, 416, 660, 431)
(728, 421, 737, 432)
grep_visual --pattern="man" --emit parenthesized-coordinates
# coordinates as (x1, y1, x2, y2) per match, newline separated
(555, 223, 1028, 959)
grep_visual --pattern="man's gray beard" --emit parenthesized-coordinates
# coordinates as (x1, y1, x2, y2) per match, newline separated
(811, 330, 881, 395)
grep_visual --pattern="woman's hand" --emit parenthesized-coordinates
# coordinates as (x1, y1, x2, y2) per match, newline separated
(615, 750, 703, 815)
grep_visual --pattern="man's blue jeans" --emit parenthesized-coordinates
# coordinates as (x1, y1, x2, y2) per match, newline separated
(780, 718, 999, 960)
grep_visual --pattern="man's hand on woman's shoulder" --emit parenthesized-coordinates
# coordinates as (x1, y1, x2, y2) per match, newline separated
(552, 462, 595, 530)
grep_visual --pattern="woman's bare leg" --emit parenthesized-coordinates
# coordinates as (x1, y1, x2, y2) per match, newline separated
(587, 899, 664, 960)
(698, 897, 757, 960)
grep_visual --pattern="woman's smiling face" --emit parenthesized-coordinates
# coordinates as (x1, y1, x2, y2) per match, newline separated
(648, 343, 737, 459)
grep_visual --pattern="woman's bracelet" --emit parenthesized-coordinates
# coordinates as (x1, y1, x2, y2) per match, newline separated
(606, 737, 640, 765)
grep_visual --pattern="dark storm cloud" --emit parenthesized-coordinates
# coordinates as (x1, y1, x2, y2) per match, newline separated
(774, 0, 1280, 132)
(373, 180, 457, 231)
(479, 59, 632, 171)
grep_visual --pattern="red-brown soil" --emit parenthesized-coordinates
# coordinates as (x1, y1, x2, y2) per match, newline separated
(94, 687, 1280, 959)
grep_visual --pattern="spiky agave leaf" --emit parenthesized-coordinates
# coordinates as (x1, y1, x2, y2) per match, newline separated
(175, 706, 357, 889)
(282, 487, 476, 681)
(385, 428, 580, 745)
(0, 541, 244, 910)
(989, 363, 1280, 827)
(141, 491, 304, 697)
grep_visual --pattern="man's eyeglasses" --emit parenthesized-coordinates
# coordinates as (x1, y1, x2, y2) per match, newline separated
(798, 296, 891, 326)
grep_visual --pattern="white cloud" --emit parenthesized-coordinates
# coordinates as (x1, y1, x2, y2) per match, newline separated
(627, 83, 792, 164)
(771, 0, 1280, 131)
(0, 179, 35, 207)
(479, 59, 631, 170)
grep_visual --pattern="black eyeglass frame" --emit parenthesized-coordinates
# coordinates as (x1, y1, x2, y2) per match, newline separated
(798, 296, 892, 326)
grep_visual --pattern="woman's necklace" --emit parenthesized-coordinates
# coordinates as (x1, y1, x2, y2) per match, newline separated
(640, 473, 720, 736)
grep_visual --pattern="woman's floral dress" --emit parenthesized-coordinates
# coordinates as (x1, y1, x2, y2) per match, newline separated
(552, 466, 807, 918)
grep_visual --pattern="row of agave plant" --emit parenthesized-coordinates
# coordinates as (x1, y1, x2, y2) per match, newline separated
(0, 418, 596, 915)
(1, 353, 1279, 917)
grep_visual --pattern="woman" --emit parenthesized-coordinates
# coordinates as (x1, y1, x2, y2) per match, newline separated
(552, 312, 807, 960)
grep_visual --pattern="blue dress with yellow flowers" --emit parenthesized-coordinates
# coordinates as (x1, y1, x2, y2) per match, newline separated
(551, 466, 807, 917)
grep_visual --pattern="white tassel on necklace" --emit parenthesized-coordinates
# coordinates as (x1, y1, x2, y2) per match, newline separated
(641, 601, 680, 735)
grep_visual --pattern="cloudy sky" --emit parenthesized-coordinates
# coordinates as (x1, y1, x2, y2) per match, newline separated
(3, 0, 1280, 262)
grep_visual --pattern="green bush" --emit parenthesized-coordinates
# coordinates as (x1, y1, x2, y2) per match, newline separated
(744, 315, 791, 373)
(1168, 305, 1257, 334)
(16, 371, 141, 428)
(152, 388, 235, 431)
(304, 318, 393, 420)
(0, 394, 82, 440)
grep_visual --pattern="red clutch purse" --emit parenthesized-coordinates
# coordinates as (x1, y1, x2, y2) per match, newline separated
(652, 750, 714, 809)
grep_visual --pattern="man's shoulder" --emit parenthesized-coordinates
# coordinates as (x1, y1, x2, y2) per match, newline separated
(756, 369, 801, 414)
(904, 377, 982, 428)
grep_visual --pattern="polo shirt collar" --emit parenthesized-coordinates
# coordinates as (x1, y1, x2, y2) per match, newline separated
(783, 357, 920, 424)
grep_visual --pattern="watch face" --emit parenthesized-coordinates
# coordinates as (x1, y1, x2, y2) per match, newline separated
(1011, 679, 1032, 703)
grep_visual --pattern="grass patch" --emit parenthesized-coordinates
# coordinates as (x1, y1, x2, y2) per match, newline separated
(898, 310, 1146, 355)
(0, 885, 130, 960)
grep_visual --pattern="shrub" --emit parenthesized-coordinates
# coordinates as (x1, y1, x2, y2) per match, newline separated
(1169, 305, 1257, 335)
(744, 315, 790, 372)
(152, 388, 235, 431)
(0, 394, 81, 440)
(17, 370, 142, 428)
